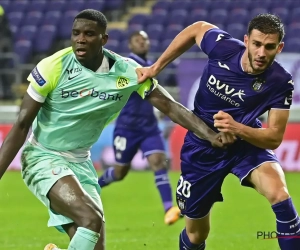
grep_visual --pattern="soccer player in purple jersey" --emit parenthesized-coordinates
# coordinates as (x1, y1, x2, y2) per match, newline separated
(98, 30, 182, 225)
(136, 14, 299, 250)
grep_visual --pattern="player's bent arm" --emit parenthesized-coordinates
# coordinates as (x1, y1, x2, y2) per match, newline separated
(0, 93, 42, 179)
(146, 85, 217, 141)
(151, 21, 217, 75)
(235, 109, 289, 150)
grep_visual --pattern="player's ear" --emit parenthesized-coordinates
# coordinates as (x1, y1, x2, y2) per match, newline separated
(244, 34, 249, 46)
(277, 42, 284, 54)
(101, 34, 108, 46)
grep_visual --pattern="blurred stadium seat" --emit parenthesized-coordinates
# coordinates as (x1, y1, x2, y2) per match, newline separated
(0, 0, 299, 65)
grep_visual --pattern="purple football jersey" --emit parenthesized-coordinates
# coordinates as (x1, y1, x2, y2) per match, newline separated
(176, 28, 295, 219)
(115, 53, 159, 132)
(192, 28, 294, 133)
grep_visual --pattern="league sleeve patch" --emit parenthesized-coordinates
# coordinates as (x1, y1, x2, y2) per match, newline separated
(284, 90, 293, 106)
(31, 67, 46, 86)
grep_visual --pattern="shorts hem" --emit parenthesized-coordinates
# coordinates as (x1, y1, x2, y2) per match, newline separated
(144, 150, 165, 157)
(183, 204, 215, 220)
(184, 204, 217, 220)
(239, 160, 279, 185)
(40, 173, 75, 198)
(114, 161, 131, 166)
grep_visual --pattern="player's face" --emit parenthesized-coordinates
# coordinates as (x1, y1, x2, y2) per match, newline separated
(244, 29, 284, 73)
(71, 19, 108, 66)
(129, 32, 150, 55)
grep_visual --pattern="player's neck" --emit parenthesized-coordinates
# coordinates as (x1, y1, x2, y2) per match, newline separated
(84, 53, 104, 72)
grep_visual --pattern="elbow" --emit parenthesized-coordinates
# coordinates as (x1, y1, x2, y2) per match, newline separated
(269, 143, 281, 150)
(269, 139, 283, 150)
(192, 21, 211, 32)
(192, 21, 208, 28)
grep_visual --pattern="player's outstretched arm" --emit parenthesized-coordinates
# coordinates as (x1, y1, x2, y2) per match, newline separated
(146, 85, 227, 148)
(0, 94, 42, 179)
(214, 110, 289, 150)
(136, 21, 217, 83)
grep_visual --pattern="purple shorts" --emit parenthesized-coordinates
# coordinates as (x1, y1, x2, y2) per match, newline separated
(176, 131, 279, 219)
(113, 128, 165, 165)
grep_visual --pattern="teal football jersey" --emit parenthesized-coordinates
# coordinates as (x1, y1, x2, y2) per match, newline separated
(27, 47, 156, 160)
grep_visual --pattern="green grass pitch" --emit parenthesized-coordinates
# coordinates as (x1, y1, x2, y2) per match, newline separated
(1, 171, 299, 250)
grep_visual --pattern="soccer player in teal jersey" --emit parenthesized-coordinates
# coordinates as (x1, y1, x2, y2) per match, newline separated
(0, 9, 233, 250)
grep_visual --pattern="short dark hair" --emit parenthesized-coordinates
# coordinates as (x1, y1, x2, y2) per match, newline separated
(75, 9, 107, 30)
(247, 13, 285, 42)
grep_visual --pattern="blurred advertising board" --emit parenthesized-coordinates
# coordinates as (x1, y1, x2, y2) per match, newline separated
(1, 123, 300, 172)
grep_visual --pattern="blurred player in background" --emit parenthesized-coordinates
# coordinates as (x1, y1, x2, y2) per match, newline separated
(136, 14, 299, 250)
(98, 30, 181, 225)
(0, 9, 231, 250)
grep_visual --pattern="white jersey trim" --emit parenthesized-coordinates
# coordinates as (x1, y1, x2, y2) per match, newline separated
(27, 84, 46, 103)
(270, 108, 290, 110)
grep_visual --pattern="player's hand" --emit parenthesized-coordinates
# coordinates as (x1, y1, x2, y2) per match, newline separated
(208, 134, 225, 148)
(209, 132, 236, 149)
(217, 132, 237, 148)
(135, 66, 157, 83)
(213, 111, 241, 134)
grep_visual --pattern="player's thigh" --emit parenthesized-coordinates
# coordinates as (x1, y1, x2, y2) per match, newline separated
(50, 160, 105, 221)
(177, 135, 230, 219)
(21, 143, 77, 213)
(245, 162, 289, 204)
(230, 143, 287, 203)
(48, 175, 103, 224)
(113, 129, 140, 165)
(230, 142, 280, 188)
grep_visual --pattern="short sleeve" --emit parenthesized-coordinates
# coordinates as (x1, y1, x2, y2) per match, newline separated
(137, 78, 158, 99)
(270, 79, 294, 110)
(27, 56, 61, 103)
(200, 28, 244, 60)
(124, 57, 141, 68)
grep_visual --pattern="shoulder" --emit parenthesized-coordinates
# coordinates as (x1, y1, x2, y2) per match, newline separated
(201, 28, 245, 59)
(122, 57, 141, 68)
(37, 47, 73, 73)
(270, 60, 293, 84)
(272, 60, 293, 79)
(103, 48, 141, 71)
(28, 47, 73, 90)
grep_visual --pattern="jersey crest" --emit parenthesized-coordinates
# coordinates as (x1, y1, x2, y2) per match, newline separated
(252, 78, 266, 92)
(116, 76, 130, 89)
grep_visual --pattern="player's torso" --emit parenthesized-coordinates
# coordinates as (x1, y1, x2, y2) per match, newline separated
(116, 53, 158, 132)
(38, 53, 140, 149)
(194, 50, 280, 128)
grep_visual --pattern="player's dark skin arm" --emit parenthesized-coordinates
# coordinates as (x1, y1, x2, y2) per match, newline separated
(146, 85, 228, 147)
(0, 93, 42, 179)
